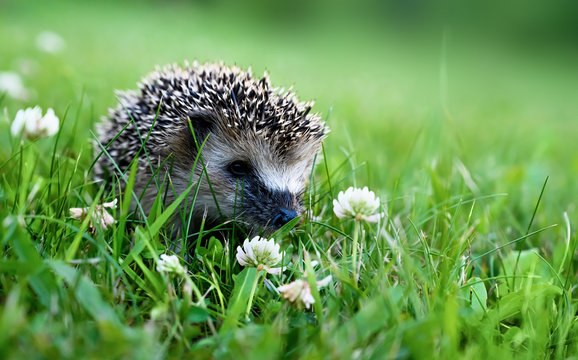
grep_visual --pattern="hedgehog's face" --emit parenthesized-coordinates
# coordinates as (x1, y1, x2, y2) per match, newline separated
(217, 157, 303, 230)
(199, 127, 320, 232)
(174, 112, 322, 232)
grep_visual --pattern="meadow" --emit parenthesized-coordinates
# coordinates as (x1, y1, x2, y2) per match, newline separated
(1, 1, 578, 358)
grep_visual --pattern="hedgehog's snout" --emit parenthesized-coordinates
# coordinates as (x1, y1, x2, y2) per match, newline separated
(266, 188, 300, 229)
(246, 187, 301, 231)
(271, 208, 298, 228)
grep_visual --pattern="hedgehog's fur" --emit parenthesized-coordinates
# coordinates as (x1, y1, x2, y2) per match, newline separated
(95, 62, 326, 234)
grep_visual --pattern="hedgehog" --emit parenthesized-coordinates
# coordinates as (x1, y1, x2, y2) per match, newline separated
(95, 62, 326, 235)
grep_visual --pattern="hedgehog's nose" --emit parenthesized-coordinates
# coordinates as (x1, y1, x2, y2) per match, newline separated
(271, 208, 298, 228)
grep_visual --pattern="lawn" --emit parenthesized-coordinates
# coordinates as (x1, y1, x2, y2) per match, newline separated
(1, 1, 577, 358)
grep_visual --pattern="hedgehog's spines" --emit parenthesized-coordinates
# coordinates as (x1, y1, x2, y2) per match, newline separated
(100, 62, 326, 174)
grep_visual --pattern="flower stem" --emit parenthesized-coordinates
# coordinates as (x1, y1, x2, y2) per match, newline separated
(351, 220, 360, 282)
(245, 270, 262, 321)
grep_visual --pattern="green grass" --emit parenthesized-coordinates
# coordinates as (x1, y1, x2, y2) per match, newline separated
(1, 1, 578, 358)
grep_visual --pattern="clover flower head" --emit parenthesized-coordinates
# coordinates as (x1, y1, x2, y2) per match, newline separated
(236, 236, 285, 275)
(11, 106, 59, 139)
(278, 280, 314, 309)
(277, 275, 332, 310)
(0, 72, 29, 101)
(156, 254, 186, 276)
(333, 186, 382, 222)
(36, 31, 66, 53)
(69, 199, 117, 233)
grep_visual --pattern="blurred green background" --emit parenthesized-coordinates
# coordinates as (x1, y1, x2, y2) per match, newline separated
(1, 0, 578, 222)
(3, 2, 578, 357)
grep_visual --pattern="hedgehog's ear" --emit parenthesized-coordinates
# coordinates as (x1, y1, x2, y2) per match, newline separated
(184, 110, 217, 149)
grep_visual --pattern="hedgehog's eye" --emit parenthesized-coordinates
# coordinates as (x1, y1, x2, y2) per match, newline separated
(227, 160, 251, 178)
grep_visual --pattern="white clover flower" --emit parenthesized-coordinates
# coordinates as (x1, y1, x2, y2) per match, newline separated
(0, 72, 29, 101)
(277, 276, 332, 310)
(69, 199, 117, 233)
(308, 211, 323, 222)
(156, 254, 186, 276)
(333, 186, 382, 222)
(11, 106, 59, 139)
(278, 280, 315, 309)
(316, 275, 333, 288)
(236, 236, 285, 275)
(36, 31, 66, 53)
